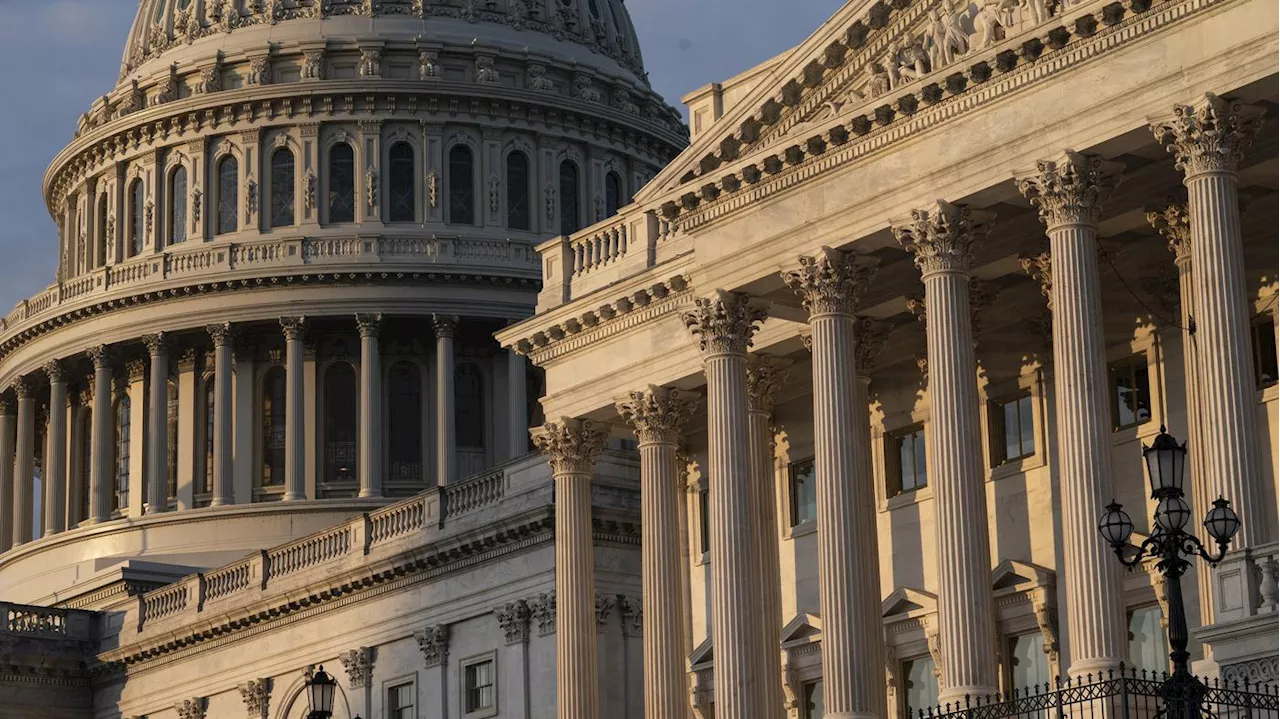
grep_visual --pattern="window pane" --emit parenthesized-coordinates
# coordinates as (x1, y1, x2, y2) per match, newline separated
(913, 430, 927, 490)
(466, 660, 495, 711)
(262, 368, 286, 485)
(898, 435, 913, 492)
(324, 363, 358, 483)
(1009, 633, 1050, 691)
(802, 680, 824, 719)
(449, 145, 475, 225)
(115, 396, 131, 510)
(559, 161, 580, 235)
(170, 166, 187, 244)
(217, 156, 238, 234)
(456, 363, 485, 449)
(1128, 606, 1168, 674)
(329, 144, 356, 223)
(388, 362, 423, 484)
(791, 459, 816, 525)
(904, 657, 939, 716)
(1003, 400, 1020, 462)
(167, 380, 179, 499)
(271, 148, 295, 227)
(1253, 317, 1278, 388)
(97, 194, 109, 266)
(130, 180, 145, 257)
(605, 172, 622, 218)
(506, 152, 530, 231)
(1019, 395, 1036, 457)
(1133, 362, 1151, 425)
(203, 377, 215, 495)
(388, 142, 416, 222)
(389, 682, 414, 719)
(699, 488, 710, 555)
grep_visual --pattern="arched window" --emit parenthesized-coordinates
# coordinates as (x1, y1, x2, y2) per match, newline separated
(456, 363, 484, 449)
(605, 171, 623, 218)
(166, 379, 179, 501)
(328, 143, 356, 223)
(114, 396, 131, 511)
(96, 193, 109, 267)
(388, 142, 417, 223)
(67, 193, 80, 274)
(271, 148, 296, 228)
(129, 179, 145, 257)
(559, 160, 580, 236)
(387, 362, 422, 484)
(169, 166, 188, 245)
(202, 375, 215, 496)
(323, 363, 358, 484)
(262, 367, 286, 486)
(216, 155, 239, 235)
(448, 145, 475, 225)
(505, 152, 530, 231)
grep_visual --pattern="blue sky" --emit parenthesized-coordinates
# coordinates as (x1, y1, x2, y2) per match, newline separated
(0, 0, 844, 313)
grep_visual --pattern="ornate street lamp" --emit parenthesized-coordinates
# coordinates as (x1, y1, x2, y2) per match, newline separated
(306, 665, 338, 719)
(1097, 426, 1241, 719)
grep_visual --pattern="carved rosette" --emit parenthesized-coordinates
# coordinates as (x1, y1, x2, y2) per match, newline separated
(745, 355, 790, 414)
(1017, 151, 1122, 228)
(781, 247, 877, 317)
(1019, 251, 1053, 309)
(355, 313, 383, 339)
(680, 291, 767, 357)
(1145, 201, 1192, 264)
(279, 316, 306, 342)
(531, 418, 609, 476)
(338, 646, 375, 689)
(852, 318, 893, 374)
(615, 386, 697, 446)
(432, 313, 458, 339)
(1151, 93, 1265, 178)
(207, 322, 234, 347)
(892, 200, 992, 276)
(414, 624, 450, 667)
(238, 678, 270, 719)
(496, 599, 533, 645)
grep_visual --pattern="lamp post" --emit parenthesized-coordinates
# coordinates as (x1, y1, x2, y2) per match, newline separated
(1097, 426, 1241, 719)
(306, 665, 338, 719)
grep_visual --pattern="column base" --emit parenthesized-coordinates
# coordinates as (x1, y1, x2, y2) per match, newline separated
(358, 489, 382, 499)
(1067, 657, 1123, 679)
(938, 685, 999, 706)
(282, 492, 305, 501)
(823, 712, 880, 719)
(209, 497, 232, 508)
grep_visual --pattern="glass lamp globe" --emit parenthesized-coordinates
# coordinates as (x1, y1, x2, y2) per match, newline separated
(1098, 501, 1134, 547)
(307, 666, 337, 716)
(1154, 495, 1192, 532)
(1142, 426, 1187, 496)
(1203, 497, 1242, 545)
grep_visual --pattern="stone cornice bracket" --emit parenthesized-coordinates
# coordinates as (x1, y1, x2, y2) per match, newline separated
(781, 247, 879, 318)
(43, 359, 67, 384)
(175, 697, 206, 719)
(892, 200, 993, 276)
(853, 318, 893, 375)
(1019, 251, 1053, 309)
(531, 417, 609, 476)
(1145, 201, 1192, 264)
(415, 624, 450, 667)
(279, 316, 306, 341)
(680, 290, 767, 357)
(142, 331, 169, 356)
(746, 355, 791, 414)
(338, 646, 375, 689)
(238, 678, 270, 719)
(1016, 151, 1123, 228)
(355, 312, 383, 339)
(432, 313, 459, 339)
(615, 385, 698, 445)
(87, 344, 112, 370)
(1151, 93, 1265, 179)
(497, 599, 533, 645)
(206, 322, 235, 347)
(10, 376, 33, 400)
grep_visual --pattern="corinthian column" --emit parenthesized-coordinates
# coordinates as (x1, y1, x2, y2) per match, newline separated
(88, 346, 113, 523)
(782, 249, 886, 718)
(1018, 152, 1127, 673)
(43, 360, 68, 535)
(681, 291, 767, 719)
(746, 356, 789, 719)
(531, 418, 609, 719)
(143, 333, 170, 514)
(893, 202, 998, 700)
(0, 396, 14, 551)
(11, 377, 35, 546)
(280, 317, 306, 501)
(616, 387, 698, 719)
(207, 323, 235, 507)
(357, 313, 383, 498)
(434, 314, 458, 486)
(1152, 94, 1266, 547)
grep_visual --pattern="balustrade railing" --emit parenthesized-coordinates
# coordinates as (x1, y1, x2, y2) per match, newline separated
(203, 559, 253, 603)
(140, 582, 189, 626)
(266, 526, 351, 580)
(3, 603, 68, 636)
(369, 497, 428, 544)
(571, 217, 629, 277)
(442, 468, 505, 520)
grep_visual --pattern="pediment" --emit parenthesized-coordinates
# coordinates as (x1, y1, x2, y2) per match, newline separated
(780, 612, 823, 645)
(689, 636, 714, 667)
(991, 559, 1055, 592)
(882, 586, 937, 617)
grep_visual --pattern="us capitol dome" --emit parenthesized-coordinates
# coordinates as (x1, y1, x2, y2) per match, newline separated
(0, 0, 684, 607)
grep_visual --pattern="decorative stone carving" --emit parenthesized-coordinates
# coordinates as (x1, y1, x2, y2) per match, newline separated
(1033, 599, 1061, 674)
(279, 316, 306, 341)
(1151, 93, 1265, 177)
(892, 200, 992, 275)
(531, 418, 609, 475)
(431, 314, 457, 338)
(475, 53, 500, 83)
(338, 646, 374, 689)
(303, 170, 317, 211)
(496, 599, 532, 644)
(782, 247, 878, 317)
(1017, 151, 1123, 228)
(528, 62, 555, 92)
(125, 358, 147, 383)
(415, 624, 449, 667)
(365, 167, 379, 210)
(574, 74, 602, 103)
(355, 313, 382, 338)
(302, 50, 326, 81)
(680, 291, 767, 356)
(175, 698, 206, 719)
(615, 386, 697, 445)
(852, 318, 893, 374)
(1019, 251, 1053, 308)
(238, 678, 270, 719)
(1146, 201, 1192, 263)
(594, 593, 615, 630)
(191, 187, 203, 230)
(359, 48, 382, 78)
(745, 356, 790, 414)
(618, 595, 642, 637)
(426, 171, 439, 208)
(247, 56, 272, 85)
(142, 332, 169, 356)
(195, 56, 224, 94)
(1222, 657, 1279, 687)
(43, 359, 66, 384)
(531, 592, 556, 635)
(923, 8, 969, 70)
(144, 200, 154, 237)
(418, 49, 441, 79)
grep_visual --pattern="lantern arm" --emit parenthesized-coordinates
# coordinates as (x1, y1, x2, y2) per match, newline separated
(1188, 532, 1230, 565)
(1112, 533, 1161, 568)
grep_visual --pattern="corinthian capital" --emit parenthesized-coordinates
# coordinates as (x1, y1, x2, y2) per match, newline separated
(1151, 93, 1264, 178)
(531, 417, 609, 476)
(279, 316, 306, 341)
(746, 356, 791, 414)
(1016, 151, 1122, 228)
(43, 359, 67, 384)
(206, 322, 235, 347)
(892, 200, 992, 275)
(87, 344, 113, 369)
(10, 377, 33, 400)
(432, 314, 458, 338)
(1145, 201, 1191, 264)
(1019, 251, 1053, 309)
(781, 248, 878, 317)
(681, 291, 767, 356)
(355, 313, 383, 339)
(615, 386, 697, 445)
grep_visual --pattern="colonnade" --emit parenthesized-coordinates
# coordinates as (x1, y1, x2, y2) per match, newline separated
(533, 94, 1269, 719)
(0, 312, 530, 552)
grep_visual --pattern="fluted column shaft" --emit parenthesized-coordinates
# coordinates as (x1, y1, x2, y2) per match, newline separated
(1019, 153, 1127, 673)
(532, 418, 608, 719)
(358, 314, 383, 498)
(435, 315, 457, 486)
(895, 204, 998, 699)
(89, 348, 113, 522)
(507, 350, 528, 460)
(12, 381, 35, 546)
(617, 388, 697, 719)
(281, 317, 306, 501)
(747, 392, 785, 718)
(44, 364, 68, 535)
(145, 334, 169, 514)
(208, 325, 234, 507)
(0, 400, 15, 552)
(682, 292, 767, 719)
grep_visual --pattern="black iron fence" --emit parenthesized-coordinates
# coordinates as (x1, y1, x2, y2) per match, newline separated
(916, 666, 1278, 719)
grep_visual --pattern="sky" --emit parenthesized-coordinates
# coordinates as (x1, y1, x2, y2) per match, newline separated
(0, 0, 845, 314)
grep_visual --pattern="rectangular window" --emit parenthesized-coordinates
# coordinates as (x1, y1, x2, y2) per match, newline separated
(698, 487, 710, 555)
(463, 658, 496, 715)
(1007, 633, 1050, 692)
(388, 682, 414, 719)
(789, 458, 817, 526)
(887, 426, 927, 497)
(801, 680, 824, 719)
(903, 656, 939, 717)
(991, 393, 1036, 466)
(1127, 605, 1168, 674)
(1110, 355, 1152, 430)
(1252, 315, 1278, 388)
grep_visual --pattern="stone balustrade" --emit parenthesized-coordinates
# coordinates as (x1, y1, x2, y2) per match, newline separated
(2, 602, 87, 638)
